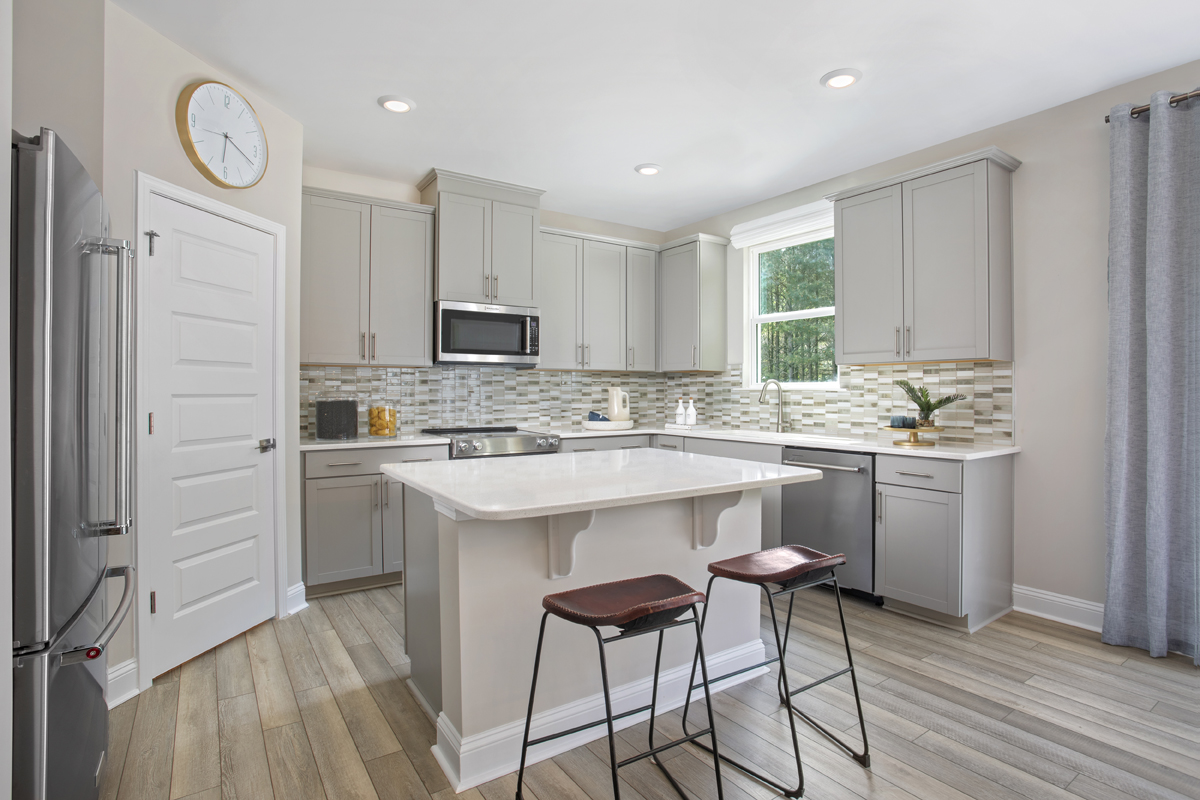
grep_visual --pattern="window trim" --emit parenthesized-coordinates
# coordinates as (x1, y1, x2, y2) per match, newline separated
(743, 225, 837, 390)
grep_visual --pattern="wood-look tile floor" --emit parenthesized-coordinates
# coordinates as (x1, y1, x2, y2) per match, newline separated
(101, 584, 1200, 800)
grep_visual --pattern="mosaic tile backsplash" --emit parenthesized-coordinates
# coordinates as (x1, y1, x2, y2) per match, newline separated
(300, 362, 1013, 445)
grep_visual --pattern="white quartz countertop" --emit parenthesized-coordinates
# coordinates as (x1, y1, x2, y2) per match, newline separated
(539, 427, 1020, 461)
(382, 448, 822, 520)
(299, 434, 450, 452)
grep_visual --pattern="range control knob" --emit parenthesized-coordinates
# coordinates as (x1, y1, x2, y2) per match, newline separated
(537, 438, 549, 447)
(549, 437, 559, 447)
(456, 440, 469, 452)
(472, 440, 483, 451)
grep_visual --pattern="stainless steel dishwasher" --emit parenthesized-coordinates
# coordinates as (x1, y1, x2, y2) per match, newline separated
(781, 448, 876, 597)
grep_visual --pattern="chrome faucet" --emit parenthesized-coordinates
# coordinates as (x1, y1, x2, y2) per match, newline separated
(758, 379, 785, 433)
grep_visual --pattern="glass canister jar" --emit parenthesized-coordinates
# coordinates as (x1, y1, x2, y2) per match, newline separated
(368, 400, 398, 439)
(314, 391, 359, 441)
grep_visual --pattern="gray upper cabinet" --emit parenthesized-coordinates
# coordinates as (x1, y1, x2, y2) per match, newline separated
(302, 191, 435, 366)
(420, 170, 544, 306)
(834, 185, 903, 364)
(830, 147, 1019, 365)
(370, 205, 435, 366)
(659, 237, 727, 371)
(626, 247, 657, 371)
(436, 191, 492, 303)
(582, 240, 626, 371)
(301, 194, 371, 364)
(535, 233, 584, 369)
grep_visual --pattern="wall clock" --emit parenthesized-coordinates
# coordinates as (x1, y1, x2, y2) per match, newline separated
(175, 81, 268, 189)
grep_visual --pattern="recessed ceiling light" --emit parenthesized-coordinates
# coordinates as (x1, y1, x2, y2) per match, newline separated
(635, 163, 661, 176)
(378, 95, 415, 113)
(819, 69, 862, 89)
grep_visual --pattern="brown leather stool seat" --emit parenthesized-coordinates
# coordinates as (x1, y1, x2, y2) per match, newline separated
(708, 545, 846, 586)
(543, 574, 705, 629)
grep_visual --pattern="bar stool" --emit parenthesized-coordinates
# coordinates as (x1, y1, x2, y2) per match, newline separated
(516, 574, 725, 800)
(681, 546, 870, 799)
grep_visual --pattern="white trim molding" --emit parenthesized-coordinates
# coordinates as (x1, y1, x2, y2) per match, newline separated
(107, 658, 139, 710)
(730, 199, 833, 250)
(824, 146, 1022, 203)
(285, 582, 309, 616)
(659, 231, 730, 251)
(433, 640, 766, 792)
(1012, 584, 1105, 633)
(539, 226, 661, 252)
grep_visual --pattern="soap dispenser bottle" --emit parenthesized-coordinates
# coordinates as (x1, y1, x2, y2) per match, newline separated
(686, 397, 697, 425)
(675, 397, 686, 425)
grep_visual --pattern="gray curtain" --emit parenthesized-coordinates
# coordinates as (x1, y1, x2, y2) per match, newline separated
(1105, 90, 1199, 665)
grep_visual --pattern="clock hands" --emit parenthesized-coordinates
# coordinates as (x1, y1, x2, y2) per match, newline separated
(224, 135, 255, 166)
(204, 129, 255, 168)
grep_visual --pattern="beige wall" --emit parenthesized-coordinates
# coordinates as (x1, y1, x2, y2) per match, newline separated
(12, 0, 104, 187)
(665, 58, 1200, 606)
(102, 1, 305, 666)
(540, 208, 667, 246)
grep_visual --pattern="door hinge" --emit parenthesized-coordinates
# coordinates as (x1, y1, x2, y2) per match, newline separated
(149, 591, 156, 614)
(148, 412, 154, 434)
(145, 230, 160, 256)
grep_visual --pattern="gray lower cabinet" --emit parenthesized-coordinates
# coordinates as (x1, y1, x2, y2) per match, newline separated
(560, 435, 650, 453)
(683, 438, 783, 549)
(304, 474, 384, 585)
(874, 453, 1013, 630)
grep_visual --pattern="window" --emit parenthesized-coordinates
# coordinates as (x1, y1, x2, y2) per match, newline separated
(747, 231, 837, 386)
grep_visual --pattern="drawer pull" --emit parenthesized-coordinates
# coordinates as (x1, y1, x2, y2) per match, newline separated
(573, 448, 596, 452)
(783, 460, 864, 474)
(402, 458, 433, 463)
(658, 443, 678, 450)
(620, 445, 642, 449)
(326, 461, 363, 467)
(895, 470, 934, 478)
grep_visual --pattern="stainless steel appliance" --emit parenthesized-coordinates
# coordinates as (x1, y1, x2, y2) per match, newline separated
(780, 448, 876, 596)
(434, 300, 539, 368)
(422, 426, 560, 458)
(11, 129, 137, 800)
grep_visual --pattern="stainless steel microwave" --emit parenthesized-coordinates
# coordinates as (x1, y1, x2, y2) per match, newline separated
(435, 300, 540, 367)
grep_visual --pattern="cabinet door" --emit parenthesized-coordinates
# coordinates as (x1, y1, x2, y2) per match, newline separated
(304, 475, 383, 585)
(903, 161, 989, 361)
(582, 240, 626, 370)
(370, 206, 434, 366)
(876, 484, 962, 615)
(437, 192, 491, 302)
(301, 194, 370, 364)
(659, 243, 699, 370)
(383, 478, 405, 574)
(492, 202, 538, 306)
(627, 247, 656, 371)
(535, 233, 584, 369)
(834, 185, 904, 365)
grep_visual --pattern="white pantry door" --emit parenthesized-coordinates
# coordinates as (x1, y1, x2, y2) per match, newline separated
(141, 191, 278, 680)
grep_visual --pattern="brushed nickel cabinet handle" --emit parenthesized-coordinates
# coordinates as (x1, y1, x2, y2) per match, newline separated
(326, 461, 363, 467)
(877, 489, 883, 523)
(384, 480, 389, 508)
(361, 332, 367, 360)
(692, 345, 697, 368)
(895, 327, 901, 356)
(658, 443, 678, 449)
(371, 332, 376, 360)
(402, 458, 433, 463)
(905, 325, 912, 356)
(896, 470, 934, 478)
(493, 274, 499, 297)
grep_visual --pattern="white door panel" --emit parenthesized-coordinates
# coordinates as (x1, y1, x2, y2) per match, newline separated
(142, 192, 277, 680)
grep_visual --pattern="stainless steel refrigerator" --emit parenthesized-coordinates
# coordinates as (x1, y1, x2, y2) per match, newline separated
(11, 128, 136, 799)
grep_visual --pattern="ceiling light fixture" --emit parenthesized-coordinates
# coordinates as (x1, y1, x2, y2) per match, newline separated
(819, 69, 862, 89)
(378, 95, 415, 113)
(635, 163, 661, 176)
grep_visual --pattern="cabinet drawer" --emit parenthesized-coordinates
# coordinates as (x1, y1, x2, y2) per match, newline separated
(653, 435, 685, 451)
(876, 454, 961, 493)
(305, 444, 449, 478)
(561, 435, 650, 453)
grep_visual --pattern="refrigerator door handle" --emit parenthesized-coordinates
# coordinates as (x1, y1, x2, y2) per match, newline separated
(83, 237, 135, 536)
(60, 566, 136, 666)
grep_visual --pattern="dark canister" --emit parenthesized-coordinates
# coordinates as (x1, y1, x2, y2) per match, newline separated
(315, 391, 360, 440)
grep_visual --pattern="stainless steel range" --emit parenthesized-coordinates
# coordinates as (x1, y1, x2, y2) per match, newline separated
(422, 426, 560, 459)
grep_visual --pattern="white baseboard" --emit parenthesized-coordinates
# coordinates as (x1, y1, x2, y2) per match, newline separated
(286, 582, 309, 616)
(107, 658, 139, 709)
(434, 639, 767, 792)
(1013, 584, 1104, 633)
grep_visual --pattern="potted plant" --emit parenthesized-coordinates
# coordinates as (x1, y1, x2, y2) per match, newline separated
(895, 380, 967, 428)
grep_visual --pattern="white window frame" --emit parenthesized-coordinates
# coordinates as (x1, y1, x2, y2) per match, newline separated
(743, 226, 837, 390)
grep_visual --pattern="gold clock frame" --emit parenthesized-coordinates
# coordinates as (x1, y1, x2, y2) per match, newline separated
(175, 80, 269, 190)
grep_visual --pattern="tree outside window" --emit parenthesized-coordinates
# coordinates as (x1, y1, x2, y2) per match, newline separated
(750, 235, 837, 385)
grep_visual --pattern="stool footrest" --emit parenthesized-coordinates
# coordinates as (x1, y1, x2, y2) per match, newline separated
(787, 666, 852, 697)
(525, 704, 651, 748)
(689, 654, 781, 693)
(616, 729, 714, 768)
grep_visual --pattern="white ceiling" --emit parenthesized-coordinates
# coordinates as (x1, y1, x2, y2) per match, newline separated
(116, 0, 1200, 231)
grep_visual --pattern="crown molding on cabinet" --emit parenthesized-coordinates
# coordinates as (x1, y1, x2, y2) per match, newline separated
(824, 146, 1022, 203)
(659, 232, 732, 251)
(539, 226, 662, 252)
(301, 186, 435, 214)
(416, 168, 545, 198)
(728, 198, 833, 250)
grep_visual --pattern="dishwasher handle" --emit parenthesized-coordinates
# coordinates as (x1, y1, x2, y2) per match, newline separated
(783, 459, 865, 474)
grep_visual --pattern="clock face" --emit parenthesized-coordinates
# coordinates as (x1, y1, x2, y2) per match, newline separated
(176, 82, 268, 188)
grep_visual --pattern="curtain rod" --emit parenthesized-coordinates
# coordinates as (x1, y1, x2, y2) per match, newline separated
(1105, 89, 1200, 123)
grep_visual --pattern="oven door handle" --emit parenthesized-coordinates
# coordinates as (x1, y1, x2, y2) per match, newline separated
(782, 460, 864, 474)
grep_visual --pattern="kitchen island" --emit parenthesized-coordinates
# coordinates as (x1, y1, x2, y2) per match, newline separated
(382, 448, 821, 791)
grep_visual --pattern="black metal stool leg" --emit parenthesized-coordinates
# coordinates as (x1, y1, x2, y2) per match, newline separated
(515, 612, 551, 800)
(679, 574, 717, 735)
(592, 627, 622, 800)
(692, 606, 726, 800)
(764, 583, 807, 798)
